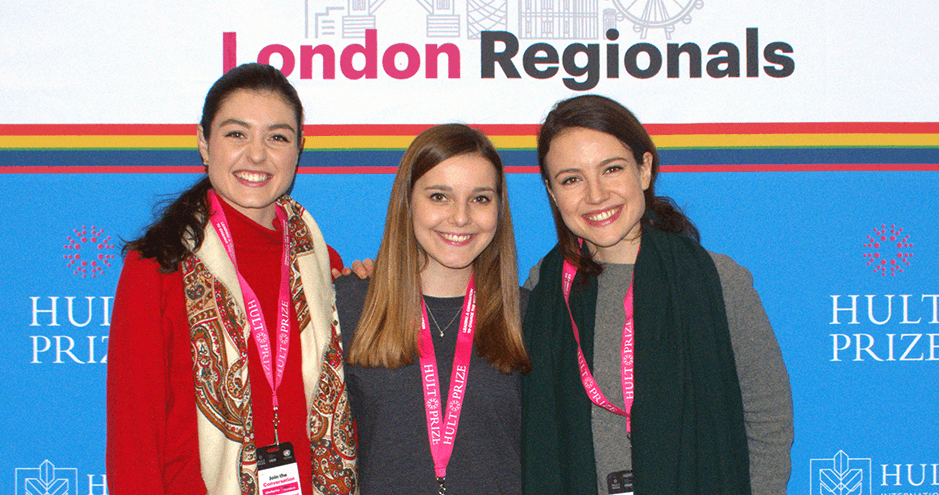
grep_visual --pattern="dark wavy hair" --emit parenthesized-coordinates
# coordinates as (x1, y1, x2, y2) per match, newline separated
(538, 94, 699, 276)
(123, 63, 304, 272)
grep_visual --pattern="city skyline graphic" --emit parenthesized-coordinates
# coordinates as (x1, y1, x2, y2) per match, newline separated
(307, 0, 704, 40)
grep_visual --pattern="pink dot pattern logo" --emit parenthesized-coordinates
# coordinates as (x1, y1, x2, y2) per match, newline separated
(862, 224, 913, 277)
(64, 225, 117, 278)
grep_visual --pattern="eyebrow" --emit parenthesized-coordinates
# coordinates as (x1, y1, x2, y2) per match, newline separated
(423, 184, 496, 194)
(553, 156, 629, 180)
(217, 118, 297, 134)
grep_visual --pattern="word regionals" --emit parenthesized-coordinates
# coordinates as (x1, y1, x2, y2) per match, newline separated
(223, 28, 794, 90)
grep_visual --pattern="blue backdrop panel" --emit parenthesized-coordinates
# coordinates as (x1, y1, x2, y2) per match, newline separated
(3, 161, 938, 494)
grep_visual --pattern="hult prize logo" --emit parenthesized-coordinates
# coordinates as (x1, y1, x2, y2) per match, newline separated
(810, 450, 872, 495)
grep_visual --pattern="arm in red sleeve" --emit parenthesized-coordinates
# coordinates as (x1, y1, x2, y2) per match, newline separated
(327, 244, 344, 280)
(106, 253, 206, 494)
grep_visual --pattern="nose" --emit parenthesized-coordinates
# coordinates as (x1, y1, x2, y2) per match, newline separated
(247, 136, 267, 163)
(450, 201, 470, 227)
(585, 176, 608, 204)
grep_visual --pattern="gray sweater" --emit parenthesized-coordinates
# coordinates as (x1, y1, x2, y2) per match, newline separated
(524, 252, 793, 495)
(335, 275, 528, 495)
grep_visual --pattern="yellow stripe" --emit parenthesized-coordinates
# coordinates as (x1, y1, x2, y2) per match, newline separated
(2, 133, 937, 150)
(490, 135, 538, 149)
(305, 135, 415, 149)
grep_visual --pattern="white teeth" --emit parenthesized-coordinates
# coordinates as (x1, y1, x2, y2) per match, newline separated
(234, 171, 270, 183)
(586, 208, 616, 222)
(440, 233, 472, 242)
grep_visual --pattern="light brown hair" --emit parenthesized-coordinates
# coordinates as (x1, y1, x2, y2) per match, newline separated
(347, 124, 530, 373)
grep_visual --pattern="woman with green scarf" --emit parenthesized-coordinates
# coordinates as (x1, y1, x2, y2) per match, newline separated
(521, 95, 793, 495)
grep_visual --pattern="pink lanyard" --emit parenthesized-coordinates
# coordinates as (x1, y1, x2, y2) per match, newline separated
(561, 259, 635, 432)
(207, 191, 292, 444)
(418, 275, 477, 493)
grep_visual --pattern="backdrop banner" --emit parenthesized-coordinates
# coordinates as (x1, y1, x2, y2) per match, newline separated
(2, 1, 937, 494)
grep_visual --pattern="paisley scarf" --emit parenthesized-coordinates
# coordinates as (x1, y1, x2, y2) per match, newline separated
(182, 195, 357, 495)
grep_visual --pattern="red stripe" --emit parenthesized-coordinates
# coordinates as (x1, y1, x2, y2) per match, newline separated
(2, 122, 937, 136)
(3, 163, 937, 174)
(0, 123, 541, 137)
(0, 166, 205, 174)
(506, 166, 540, 173)
(305, 124, 544, 136)
(305, 124, 435, 136)
(0, 124, 196, 135)
(659, 163, 939, 172)
(299, 166, 399, 174)
(644, 122, 939, 135)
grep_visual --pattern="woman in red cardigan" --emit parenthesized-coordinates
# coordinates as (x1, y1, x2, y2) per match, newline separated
(106, 63, 356, 495)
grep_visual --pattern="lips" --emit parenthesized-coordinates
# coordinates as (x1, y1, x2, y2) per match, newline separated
(437, 232, 474, 245)
(233, 170, 272, 185)
(582, 205, 623, 226)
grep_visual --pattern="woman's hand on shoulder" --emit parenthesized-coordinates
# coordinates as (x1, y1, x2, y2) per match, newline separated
(331, 266, 353, 279)
(331, 259, 374, 280)
(351, 258, 375, 279)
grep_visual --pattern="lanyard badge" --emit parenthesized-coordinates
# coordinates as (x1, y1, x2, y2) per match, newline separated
(418, 275, 477, 494)
(208, 192, 300, 494)
(561, 258, 636, 432)
(257, 443, 302, 495)
(607, 469, 634, 495)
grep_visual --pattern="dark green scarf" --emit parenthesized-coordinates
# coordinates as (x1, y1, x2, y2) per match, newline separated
(521, 227, 751, 495)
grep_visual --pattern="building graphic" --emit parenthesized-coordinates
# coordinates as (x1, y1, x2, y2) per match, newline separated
(310, 5, 345, 38)
(468, 0, 508, 39)
(417, 0, 461, 37)
(308, 0, 702, 40)
(309, 0, 462, 38)
(308, 0, 381, 38)
(343, 0, 384, 38)
(519, 0, 599, 39)
(608, 0, 704, 39)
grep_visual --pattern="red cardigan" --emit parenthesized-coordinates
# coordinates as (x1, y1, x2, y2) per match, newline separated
(106, 202, 343, 494)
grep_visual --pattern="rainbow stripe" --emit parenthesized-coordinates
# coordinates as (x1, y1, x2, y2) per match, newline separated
(1, 123, 937, 173)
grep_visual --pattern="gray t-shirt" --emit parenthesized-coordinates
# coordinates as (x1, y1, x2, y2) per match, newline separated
(524, 252, 793, 495)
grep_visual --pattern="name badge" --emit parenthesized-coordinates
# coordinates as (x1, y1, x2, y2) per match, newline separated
(607, 470, 634, 495)
(258, 442, 302, 495)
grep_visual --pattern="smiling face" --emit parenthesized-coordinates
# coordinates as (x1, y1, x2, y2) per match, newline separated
(544, 127, 653, 264)
(411, 153, 499, 294)
(198, 89, 303, 228)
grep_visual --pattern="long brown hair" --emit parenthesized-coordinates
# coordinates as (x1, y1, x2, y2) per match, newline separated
(348, 124, 530, 374)
(538, 94, 699, 276)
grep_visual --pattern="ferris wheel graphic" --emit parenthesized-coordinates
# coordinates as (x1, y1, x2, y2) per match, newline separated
(608, 0, 704, 40)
